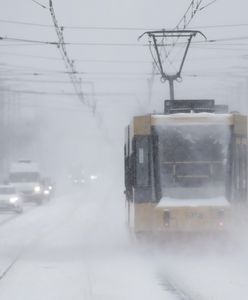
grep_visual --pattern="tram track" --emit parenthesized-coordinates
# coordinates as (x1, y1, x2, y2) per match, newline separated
(158, 275, 205, 300)
(0, 255, 20, 281)
(0, 203, 54, 282)
(0, 215, 17, 227)
(0, 202, 49, 227)
(0, 211, 28, 227)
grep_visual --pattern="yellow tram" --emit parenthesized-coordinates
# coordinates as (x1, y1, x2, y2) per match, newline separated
(124, 100, 248, 237)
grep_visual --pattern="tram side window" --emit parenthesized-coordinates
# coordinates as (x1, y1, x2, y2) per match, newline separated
(135, 137, 150, 187)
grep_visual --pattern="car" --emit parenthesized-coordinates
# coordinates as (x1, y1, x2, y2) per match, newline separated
(0, 185, 23, 213)
(42, 177, 55, 199)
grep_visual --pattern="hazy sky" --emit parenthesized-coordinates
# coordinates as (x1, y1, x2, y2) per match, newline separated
(1, 0, 248, 111)
(1, 1, 248, 166)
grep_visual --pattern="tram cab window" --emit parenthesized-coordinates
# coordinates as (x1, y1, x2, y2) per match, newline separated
(155, 125, 231, 199)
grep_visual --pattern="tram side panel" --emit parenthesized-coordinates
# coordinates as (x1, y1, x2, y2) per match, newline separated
(124, 115, 158, 233)
(231, 114, 248, 214)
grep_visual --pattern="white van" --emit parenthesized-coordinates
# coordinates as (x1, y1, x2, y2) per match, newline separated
(9, 160, 44, 204)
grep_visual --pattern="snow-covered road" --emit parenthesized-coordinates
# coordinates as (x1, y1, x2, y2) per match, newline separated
(0, 181, 174, 300)
(153, 230, 248, 300)
(0, 178, 247, 300)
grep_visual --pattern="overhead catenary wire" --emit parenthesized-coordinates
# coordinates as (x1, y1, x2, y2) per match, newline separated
(0, 52, 152, 63)
(0, 43, 48, 47)
(158, 0, 218, 69)
(0, 36, 57, 45)
(2, 88, 137, 97)
(0, 36, 149, 47)
(2, 34, 248, 47)
(31, 0, 47, 9)
(158, 0, 205, 64)
(198, 0, 217, 11)
(2, 2, 243, 119)
(0, 2, 244, 95)
(0, 18, 154, 30)
(0, 51, 241, 65)
(0, 69, 158, 75)
(3, 18, 248, 31)
(49, 0, 90, 110)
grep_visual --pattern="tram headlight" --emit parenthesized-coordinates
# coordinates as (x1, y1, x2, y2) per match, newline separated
(219, 221, 224, 227)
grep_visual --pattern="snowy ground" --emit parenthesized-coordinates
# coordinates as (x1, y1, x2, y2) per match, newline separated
(151, 224, 248, 300)
(0, 179, 174, 300)
(155, 250, 248, 300)
(0, 177, 247, 300)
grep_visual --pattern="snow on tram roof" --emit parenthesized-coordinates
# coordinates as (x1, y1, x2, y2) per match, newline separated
(157, 196, 230, 208)
(151, 113, 233, 126)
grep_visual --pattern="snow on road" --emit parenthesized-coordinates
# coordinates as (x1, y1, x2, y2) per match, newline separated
(153, 240, 248, 300)
(0, 181, 174, 300)
(0, 175, 248, 300)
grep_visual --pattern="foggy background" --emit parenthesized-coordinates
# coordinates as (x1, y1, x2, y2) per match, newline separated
(0, 1, 248, 300)
(1, 0, 248, 181)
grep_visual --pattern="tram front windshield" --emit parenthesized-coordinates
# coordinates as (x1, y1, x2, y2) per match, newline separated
(156, 124, 231, 199)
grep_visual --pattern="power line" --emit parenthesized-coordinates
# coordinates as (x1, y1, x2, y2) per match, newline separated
(0, 77, 147, 84)
(196, 36, 248, 43)
(5, 18, 248, 31)
(0, 36, 149, 47)
(2, 34, 248, 47)
(0, 43, 46, 47)
(0, 36, 57, 45)
(190, 23, 248, 29)
(2, 88, 136, 97)
(49, 0, 88, 109)
(3, 49, 238, 64)
(191, 45, 248, 51)
(175, 0, 204, 31)
(31, 0, 47, 9)
(1, 75, 150, 81)
(0, 52, 151, 63)
(0, 18, 153, 30)
(0, 78, 99, 85)
(163, 0, 207, 58)
(0, 19, 52, 28)
(0, 52, 62, 61)
(146, 0, 212, 94)
(199, 0, 217, 11)
(0, 69, 156, 75)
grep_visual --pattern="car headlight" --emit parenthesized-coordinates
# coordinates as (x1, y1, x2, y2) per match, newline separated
(44, 190, 50, 195)
(90, 175, 97, 180)
(9, 197, 18, 204)
(34, 186, 41, 193)
(48, 186, 53, 190)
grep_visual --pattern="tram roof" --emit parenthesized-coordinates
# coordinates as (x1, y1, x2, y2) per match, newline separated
(151, 113, 233, 126)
